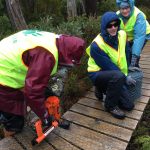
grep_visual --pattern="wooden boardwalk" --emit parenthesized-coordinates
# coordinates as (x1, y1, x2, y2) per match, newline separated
(0, 42, 150, 150)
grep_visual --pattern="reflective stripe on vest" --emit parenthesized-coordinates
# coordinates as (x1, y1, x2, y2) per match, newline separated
(86, 30, 128, 75)
(117, 7, 150, 41)
(0, 30, 58, 88)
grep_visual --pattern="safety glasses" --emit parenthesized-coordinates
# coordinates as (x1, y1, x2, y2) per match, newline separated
(106, 22, 119, 29)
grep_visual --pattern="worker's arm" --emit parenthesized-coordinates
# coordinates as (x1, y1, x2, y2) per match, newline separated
(23, 46, 55, 120)
(132, 13, 146, 56)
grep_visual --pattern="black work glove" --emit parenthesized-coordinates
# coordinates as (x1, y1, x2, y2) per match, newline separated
(126, 76, 136, 86)
(129, 54, 140, 67)
(42, 115, 54, 127)
(129, 54, 141, 72)
(58, 119, 70, 129)
(128, 66, 141, 72)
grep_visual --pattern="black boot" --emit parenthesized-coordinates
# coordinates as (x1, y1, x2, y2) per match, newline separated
(106, 106, 126, 119)
(95, 87, 103, 101)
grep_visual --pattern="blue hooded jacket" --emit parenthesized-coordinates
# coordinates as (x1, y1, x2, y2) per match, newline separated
(116, 0, 150, 56)
(88, 12, 130, 84)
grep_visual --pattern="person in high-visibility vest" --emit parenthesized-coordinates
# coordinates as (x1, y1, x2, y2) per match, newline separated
(86, 12, 135, 119)
(0, 30, 85, 137)
(116, 0, 150, 71)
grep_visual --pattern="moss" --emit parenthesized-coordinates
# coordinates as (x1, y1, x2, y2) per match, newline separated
(127, 101, 150, 150)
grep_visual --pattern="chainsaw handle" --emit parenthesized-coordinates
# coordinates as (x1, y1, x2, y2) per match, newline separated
(32, 120, 58, 145)
(35, 120, 43, 137)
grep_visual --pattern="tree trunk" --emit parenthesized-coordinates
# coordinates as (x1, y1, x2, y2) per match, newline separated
(85, 0, 97, 17)
(67, 0, 77, 18)
(77, 0, 86, 15)
(5, 0, 28, 30)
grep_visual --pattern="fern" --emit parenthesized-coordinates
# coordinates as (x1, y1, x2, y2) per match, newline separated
(135, 135, 150, 150)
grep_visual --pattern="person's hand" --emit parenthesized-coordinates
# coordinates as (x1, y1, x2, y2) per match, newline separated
(130, 54, 140, 67)
(128, 66, 141, 72)
(126, 76, 136, 86)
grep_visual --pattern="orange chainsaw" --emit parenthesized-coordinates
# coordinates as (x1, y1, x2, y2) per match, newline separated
(31, 96, 70, 145)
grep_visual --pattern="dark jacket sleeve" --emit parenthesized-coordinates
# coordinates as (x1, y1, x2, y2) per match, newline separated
(23, 47, 55, 120)
(90, 42, 120, 71)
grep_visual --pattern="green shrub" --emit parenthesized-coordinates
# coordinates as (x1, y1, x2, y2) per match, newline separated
(0, 15, 13, 40)
(56, 15, 100, 45)
(136, 0, 150, 8)
(135, 135, 150, 150)
(81, 16, 101, 45)
(21, 0, 64, 25)
(97, 0, 117, 15)
(0, 0, 14, 40)
(28, 16, 56, 32)
(56, 18, 83, 37)
(60, 0, 67, 20)
(64, 73, 79, 97)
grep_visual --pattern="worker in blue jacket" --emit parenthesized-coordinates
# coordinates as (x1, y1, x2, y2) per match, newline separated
(86, 12, 135, 119)
(116, 0, 150, 70)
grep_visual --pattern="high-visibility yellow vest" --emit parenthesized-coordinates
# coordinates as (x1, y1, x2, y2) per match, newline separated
(0, 30, 58, 88)
(86, 30, 128, 75)
(117, 7, 150, 41)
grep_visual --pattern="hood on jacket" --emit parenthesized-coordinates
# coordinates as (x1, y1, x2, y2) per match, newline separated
(100, 11, 120, 44)
(116, 0, 135, 16)
(57, 35, 86, 67)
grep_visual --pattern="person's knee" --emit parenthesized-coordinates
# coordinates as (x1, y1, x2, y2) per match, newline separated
(120, 101, 134, 111)
(125, 102, 134, 111)
(112, 71, 126, 83)
(1, 112, 24, 133)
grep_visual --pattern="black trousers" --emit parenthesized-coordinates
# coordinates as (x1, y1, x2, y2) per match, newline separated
(0, 111, 24, 132)
(95, 70, 134, 110)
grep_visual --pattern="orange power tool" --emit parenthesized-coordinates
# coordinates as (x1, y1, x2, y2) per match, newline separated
(31, 96, 70, 145)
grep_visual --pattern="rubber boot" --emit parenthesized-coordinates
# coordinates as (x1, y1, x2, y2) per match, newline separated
(95, 87, 103, 101)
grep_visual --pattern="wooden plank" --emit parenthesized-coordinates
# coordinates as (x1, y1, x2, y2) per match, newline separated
(63, 111, 133, 142)
(85, 91, 100, 99)
(54, 123, 128, 150)
(78, 98, 143, 120)
(142, 69, 150, 74)
(140, 59, 150, 63)
(140, 64, 150, 69)
(85, 91, 147, 111)
(0, 137, 24, 150)
(134, 102, 147, 111)
(143, 73, 150, 79)
(143, 77, 150, 83)
(70, 103, 138, 130)
(142, 83, 150, 90)
(140, 54, 150, 58)
(14, 126, 79, 150)
(137, 95, 150, 103)
(140, 60, 150, 65)
(140, 58, 150, 62)
(46, 132, 80, 150)
(142, 89, 150, 97)
(14, 127, 55, 150)
(85, 90, 149, 104)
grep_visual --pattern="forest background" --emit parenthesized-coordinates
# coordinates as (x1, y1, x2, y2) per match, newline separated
(0, 0, 150, 149)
